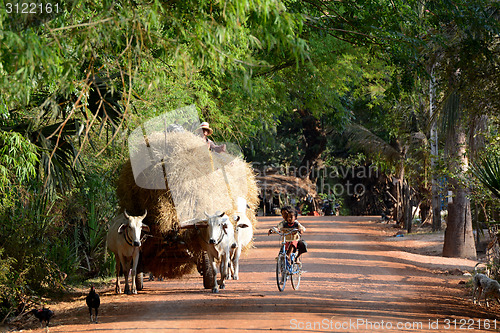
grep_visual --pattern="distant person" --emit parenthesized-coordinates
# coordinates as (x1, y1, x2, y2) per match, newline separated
(199, 122, 226, 153)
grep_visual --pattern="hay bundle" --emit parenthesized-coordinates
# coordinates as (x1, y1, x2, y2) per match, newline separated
(117, 130, 259, 278)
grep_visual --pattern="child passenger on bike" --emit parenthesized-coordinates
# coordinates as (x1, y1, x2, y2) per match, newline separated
(268, 206, 307, 263)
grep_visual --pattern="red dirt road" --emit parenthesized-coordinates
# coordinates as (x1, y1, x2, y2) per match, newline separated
(22, 216, 500, 332)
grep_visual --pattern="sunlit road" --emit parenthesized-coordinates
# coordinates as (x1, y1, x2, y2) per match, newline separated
(34, 216, 495, 332)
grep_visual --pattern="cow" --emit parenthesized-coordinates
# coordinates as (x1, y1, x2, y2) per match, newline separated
(107, 210, 149, 294)
(229, 197, 253, 280)
(197, 211, 235, 293)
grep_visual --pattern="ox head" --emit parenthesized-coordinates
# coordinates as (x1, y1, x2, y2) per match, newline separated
(233, 215, 250, 230)
(118, 210, 149, 247)
(203, 211, 231, 245)
(233, 197, 251, 235)
(232, 214, 250, 242)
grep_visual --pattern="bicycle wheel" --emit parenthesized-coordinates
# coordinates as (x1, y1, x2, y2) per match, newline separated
(276, 254, 287, 291)
(291, 263, 301, 290)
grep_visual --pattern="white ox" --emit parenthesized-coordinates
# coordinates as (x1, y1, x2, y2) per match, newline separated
(198, 211, 235, 293)
(229, 197, 253, 280)
(107, 210, 149, 294)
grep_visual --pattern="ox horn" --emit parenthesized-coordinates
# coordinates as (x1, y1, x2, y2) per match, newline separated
(204, 211, 210, 217)
(141, 210, 148, 219)
(124, 210, 130, 219)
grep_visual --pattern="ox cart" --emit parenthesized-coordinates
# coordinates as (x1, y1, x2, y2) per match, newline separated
(135, 230, 219, 290)
(116, 109, 258, 291)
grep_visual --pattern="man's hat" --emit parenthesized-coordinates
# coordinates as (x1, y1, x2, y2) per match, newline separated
(199, 122, 213, 135)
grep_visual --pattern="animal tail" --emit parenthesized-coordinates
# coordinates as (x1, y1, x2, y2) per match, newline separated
(474, 262, 487, 276)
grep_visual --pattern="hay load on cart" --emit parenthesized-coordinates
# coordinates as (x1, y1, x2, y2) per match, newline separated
(116, 107, 258, 283)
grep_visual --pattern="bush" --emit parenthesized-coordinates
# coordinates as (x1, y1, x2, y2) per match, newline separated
(0, 188, 66, 320)
(60, 172, 118, 279)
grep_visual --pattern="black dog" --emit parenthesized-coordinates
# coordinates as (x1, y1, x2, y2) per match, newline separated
(30, 308, 53, 328)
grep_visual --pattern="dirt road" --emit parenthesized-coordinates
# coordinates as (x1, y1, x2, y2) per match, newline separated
(24, 216, 500, 332)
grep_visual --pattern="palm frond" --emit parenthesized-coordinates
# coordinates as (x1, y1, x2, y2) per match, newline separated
(86, 74, 126, 130)
(342, 123, 401, 165)
(34, 120, 83, 191)
(472, 155, 500, 199)
(5, 119, 83, 192)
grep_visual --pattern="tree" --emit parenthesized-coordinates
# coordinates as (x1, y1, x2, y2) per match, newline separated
(424, 0, 500, 258)
(0, 0, 308, 187)
(428, 63, 441, 231)
(0, 0, 311, 318)
(252, 36, 395, 180)
(441, 93, 476, 258)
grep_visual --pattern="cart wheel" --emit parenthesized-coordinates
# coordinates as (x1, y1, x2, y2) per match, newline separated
(202, 252, 215, 289)
(197, 255, 204, 275)
(136, 272, 144, 291)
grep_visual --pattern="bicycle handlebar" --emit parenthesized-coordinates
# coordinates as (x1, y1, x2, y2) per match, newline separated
(269, 228, 300, 236)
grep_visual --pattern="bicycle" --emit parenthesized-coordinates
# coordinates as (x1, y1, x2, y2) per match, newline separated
(269, 228, 303, 291)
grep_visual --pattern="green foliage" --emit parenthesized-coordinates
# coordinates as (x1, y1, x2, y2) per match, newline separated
(472, 154, 500, 200)
(426, 1, 500, 121)
(0, 0, 307, 113)
(71, 172, 118, 278)
(0, 248, 16, 320)
(242, 34, 395, 167)
(0, 162, 118, 319)
(0, 188, 65, 319)
(0, 131, 38, 190)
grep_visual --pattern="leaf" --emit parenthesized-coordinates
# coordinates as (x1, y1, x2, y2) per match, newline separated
(472, 155, 500, 199)
(343, 123, 402, 166)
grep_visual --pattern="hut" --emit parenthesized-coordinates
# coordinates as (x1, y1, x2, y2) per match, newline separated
(256, 171, 320, 215)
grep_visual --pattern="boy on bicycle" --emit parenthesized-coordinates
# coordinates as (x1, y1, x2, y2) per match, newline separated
(268, 206, 307, 263)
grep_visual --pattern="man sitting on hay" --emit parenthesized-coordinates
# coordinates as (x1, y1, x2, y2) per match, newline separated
(199, 122, 226, 153)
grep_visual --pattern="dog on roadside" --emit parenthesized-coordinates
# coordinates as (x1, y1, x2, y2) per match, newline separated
(473, 273, 500, 307)
(473, 273, 490, 304)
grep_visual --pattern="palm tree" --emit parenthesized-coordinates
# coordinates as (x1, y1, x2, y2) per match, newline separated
(472, 155, 500, 200)
(343, 123, 424, 232)
(440, 92, 476, 259)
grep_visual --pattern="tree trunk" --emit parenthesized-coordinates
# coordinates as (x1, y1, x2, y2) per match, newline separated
(395, 157, 407, 226)
(429, 64, 441, 231)
(442, 184, 476, 258)
(419, 199, 431, 224)
(395, 180, 401, 223)
(403, 182, 412, 233)
(295, 109, 327, 181)
(431, 179, 441, 231)
(442, 125, 476, 259)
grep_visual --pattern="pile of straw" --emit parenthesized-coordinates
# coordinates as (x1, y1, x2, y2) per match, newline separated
(116, 130, 259, 278)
